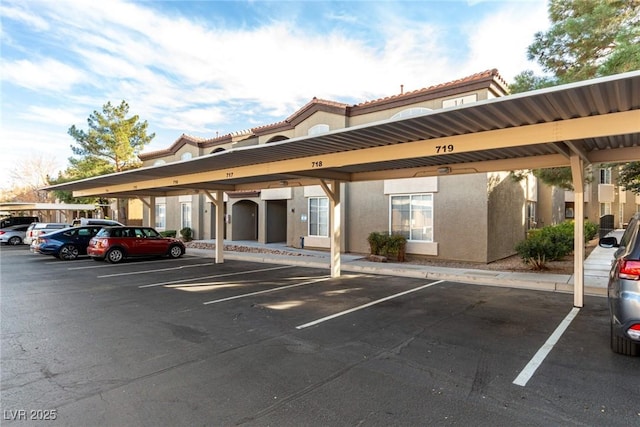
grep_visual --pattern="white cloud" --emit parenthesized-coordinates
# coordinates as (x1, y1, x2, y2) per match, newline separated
(1, 58, 86, 91)
(0, 0, 554, 187)
(463, 1, 549, 81)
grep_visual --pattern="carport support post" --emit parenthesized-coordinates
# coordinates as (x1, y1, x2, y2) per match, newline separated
(570, 155, 585, 308)
(320, 180, 341, 278)
(205, 191, 225, 264)
(138, 196, 154, 227)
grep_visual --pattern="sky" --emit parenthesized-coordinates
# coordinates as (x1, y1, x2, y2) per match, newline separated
(0, 0, 550, 190)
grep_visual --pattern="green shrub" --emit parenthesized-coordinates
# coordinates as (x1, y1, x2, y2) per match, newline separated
(366, 231, 407, 261)
(180, 227, 193, 241)
(367, 231, 387, 255)
(584, 220, 598, 241)
(160, 230, 177, 238)
(516, 220, 598, 269)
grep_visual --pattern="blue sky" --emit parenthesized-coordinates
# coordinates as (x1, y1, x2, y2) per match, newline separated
(0, 0, 549, 190)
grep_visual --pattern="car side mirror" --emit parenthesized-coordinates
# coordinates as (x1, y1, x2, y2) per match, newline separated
(598, 236, 619, 248)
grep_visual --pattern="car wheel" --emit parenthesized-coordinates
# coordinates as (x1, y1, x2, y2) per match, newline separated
(168, 244, 184, 259)
(106, 248, 124, 264)
(611, 323, 640, 356)
(59, 244, 80, 261)
(8, 236, 22, 245)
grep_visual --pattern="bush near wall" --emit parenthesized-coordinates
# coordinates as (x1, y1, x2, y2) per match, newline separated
(180, 227, 193, 242)
(367, 231, 407, 262)
(516, 220, 599, 270)
(160, 230, 177, 238)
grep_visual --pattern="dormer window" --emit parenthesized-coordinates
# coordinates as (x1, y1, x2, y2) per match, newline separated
(308, 124, 330, 136)
(153, 160, 166, 166)
(181, 152, 193, 161)
(391, 107, 431, 120)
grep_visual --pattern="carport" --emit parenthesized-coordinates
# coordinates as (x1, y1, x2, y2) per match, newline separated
(0, 202, 97, 224)
(45, 71, 640, 308)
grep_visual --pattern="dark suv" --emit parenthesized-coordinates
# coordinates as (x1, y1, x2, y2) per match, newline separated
(87, 226, 185, 263)
(599, 213, 640, 356)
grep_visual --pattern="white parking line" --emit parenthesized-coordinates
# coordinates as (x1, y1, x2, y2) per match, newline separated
(296, 280, 445, 329)
(203, 276, 332, 305)
(139, 265, 295, 288)
(513, 307, 580, 387)
(68, 258, 184, 270)
(98, 263, 216, 278)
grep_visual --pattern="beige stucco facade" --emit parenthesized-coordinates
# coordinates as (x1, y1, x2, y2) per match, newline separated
(142, 69, 615, 263)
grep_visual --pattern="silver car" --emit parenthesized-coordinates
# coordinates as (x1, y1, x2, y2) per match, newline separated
(24, 222, 70, 245)
(599, 213, 640, 356)
(0, 224, 30, 245)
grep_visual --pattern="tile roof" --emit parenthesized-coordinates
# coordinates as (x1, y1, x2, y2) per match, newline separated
(141, 69, 508, 159)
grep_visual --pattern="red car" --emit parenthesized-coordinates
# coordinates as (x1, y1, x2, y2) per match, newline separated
(87, 226, 185, 263)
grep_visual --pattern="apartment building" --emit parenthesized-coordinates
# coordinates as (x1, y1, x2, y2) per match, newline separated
(139, 69, 543, 263)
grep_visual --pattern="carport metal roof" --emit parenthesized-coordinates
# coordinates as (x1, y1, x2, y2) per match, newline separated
(46, 71, 640, 198)
(45, 71, 640, 308)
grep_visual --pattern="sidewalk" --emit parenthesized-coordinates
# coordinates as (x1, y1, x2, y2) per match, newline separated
(186, 230, 625, 297)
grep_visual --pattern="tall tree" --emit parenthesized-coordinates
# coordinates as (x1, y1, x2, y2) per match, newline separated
(68, 101, 154, 173)
(510, 0, 640, 189)
(64, 101, 155, 221)
(511, 0, 640, 92)
(618, 162, 640, 194)
(528, 0, 640, 83)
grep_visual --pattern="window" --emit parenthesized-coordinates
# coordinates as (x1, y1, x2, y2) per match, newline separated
(308, 124, 330, 136)
(390, 194, 433, 241)
(390, 107, 431, 120)
(155, 203, 166, 230)
(526, 201, 537, 230)
(600, 168, 612, 184)
(181, 202, 192, 229)
(308, 197, 328, 237)
(600, 202, 612, 216)
(181, 152, 192, 161)
(153, 160, 166, 166)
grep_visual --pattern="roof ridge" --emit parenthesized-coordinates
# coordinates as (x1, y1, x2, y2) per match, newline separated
(356, 69, 506, 107)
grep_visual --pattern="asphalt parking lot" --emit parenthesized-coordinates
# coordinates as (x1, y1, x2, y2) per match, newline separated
(1, 245, 639, 426)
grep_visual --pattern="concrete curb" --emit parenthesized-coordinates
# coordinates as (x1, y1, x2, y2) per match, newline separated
(185, 246, 611, 298)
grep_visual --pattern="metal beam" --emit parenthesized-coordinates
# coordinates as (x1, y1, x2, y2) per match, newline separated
(588, 145, 640, 163)
(351, 154, 571, 182)
(570, 155, 585, 308)
(318, 180, 342, 278)
(204, 190, 225, 264)
(68, 110, 639, 198)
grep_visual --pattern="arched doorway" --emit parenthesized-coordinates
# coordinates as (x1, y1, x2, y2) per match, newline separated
(232, 200, 258, 241)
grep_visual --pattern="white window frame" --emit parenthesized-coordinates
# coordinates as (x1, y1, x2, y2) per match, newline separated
(391, 107, 431, 120)
(155, 203, 166, 230)
(181, 202, 192, 229)
(308, 124, 330, 136)
(308, 197, 329, 237)
(600, 168, 612, 184)
(389, 194, 433, 242)
(600, 202, 612, 216)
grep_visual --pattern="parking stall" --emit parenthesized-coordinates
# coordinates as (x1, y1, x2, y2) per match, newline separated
(2, 246, 639, 425)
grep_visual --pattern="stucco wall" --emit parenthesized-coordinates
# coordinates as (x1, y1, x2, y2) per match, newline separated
(344, 181, 388, 254)
(486, 172, 527, 262)
(435, 174, 488, 262)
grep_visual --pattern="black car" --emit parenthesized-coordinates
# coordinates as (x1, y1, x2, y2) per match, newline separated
(31, 226, 104, 260)
(599, 213, 640, 356)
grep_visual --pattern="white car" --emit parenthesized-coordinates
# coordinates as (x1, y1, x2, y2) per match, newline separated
(0, 224, 30, 245)
(24, 223, 69, 245)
